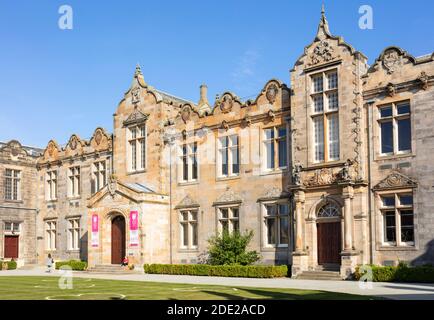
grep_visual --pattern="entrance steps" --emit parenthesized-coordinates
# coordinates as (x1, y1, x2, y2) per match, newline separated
(17, 264, 39, 270)
(87, 264, 143, 275)
(296, 265, 342, 281)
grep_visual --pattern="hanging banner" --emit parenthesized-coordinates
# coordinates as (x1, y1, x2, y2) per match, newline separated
(129, 211, 139, 247)
(91, 214, 99, 247)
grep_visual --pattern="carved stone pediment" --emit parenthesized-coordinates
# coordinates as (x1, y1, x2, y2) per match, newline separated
(382, 49, 403, 74)
(309, 40, 336, 66)
(373, 171, 417, 191)
(123, 108, 149, 126)
(265, 83, 279, 104)
(304, 168, 339, 187)
(214, 187, 243, 205)
(175, 194, 200, 209)
(219, 94, 233, 113)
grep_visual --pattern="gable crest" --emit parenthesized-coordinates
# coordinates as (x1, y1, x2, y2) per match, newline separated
(373, 171, 417, 191)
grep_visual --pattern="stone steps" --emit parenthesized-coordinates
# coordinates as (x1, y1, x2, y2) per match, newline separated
(296, 271, 343, 281)
(87, 264, 142, 274)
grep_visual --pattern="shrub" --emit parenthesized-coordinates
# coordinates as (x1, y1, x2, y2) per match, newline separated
(207, 230, 260, 266)
(55, 260, 87, 271)
(143, 264, 288, 278)
(354, 264, 434, 283)
(0, 260, 17, 270)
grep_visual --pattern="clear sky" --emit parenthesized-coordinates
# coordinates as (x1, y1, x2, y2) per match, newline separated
(0, 0, 433, 148)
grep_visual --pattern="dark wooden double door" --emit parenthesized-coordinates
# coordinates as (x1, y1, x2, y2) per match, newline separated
(111, 216, 126, 265)
(4, 236, 19, 259)
(317, 222, 341, 265)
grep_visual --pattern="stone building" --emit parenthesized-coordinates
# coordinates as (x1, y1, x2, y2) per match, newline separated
(1, 8, 433, 278)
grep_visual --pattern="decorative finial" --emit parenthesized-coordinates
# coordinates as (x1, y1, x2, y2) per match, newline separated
(316, 3, 331, 39)
(321, 3, 325, 16)
(135, 63, 142, 77)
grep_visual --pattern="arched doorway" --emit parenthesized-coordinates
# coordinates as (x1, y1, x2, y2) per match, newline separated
(316, 203, 341, 266)
(111, 215, 126, 265)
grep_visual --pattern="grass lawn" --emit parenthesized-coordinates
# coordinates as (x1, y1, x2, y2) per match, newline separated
(0, 276, 375, 300)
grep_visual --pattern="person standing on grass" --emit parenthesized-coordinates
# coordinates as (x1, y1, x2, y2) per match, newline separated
(46, 254, 54, 273)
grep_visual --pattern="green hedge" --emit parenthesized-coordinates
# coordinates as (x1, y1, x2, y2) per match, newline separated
(55, 260, 87, 271)
(0, 260, 17, 270)
(144, 264, 289, 278)
(354, 264, 434, 283)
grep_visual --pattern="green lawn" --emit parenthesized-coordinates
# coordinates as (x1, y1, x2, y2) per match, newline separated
(0, 276, 375, 300)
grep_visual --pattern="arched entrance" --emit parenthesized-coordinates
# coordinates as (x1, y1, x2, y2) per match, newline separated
(316, 203, 341, 266)
(111, 215, 126, 265)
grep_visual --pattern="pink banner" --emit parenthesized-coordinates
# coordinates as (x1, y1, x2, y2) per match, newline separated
(130, 211, 139, 231)
(130, 211, 139, 247)
(92, 214, 99, 232)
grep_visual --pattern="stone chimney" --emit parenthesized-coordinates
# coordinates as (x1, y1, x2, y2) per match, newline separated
(198, 84, 209, 106)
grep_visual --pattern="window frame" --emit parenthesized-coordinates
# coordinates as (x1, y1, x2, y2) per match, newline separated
(45, 170, 58, 201)
(377, 101, 412, 157)
(379, 192, 415, 247)
(179, 209, 199, 250)
(67, 166, 81, 198)
(179, 141, 199, 183)
(309, 69, 340, 164)
(262, 202, 291, 248)
(262, 125, 288, 172)
(217, 134, 240, 178)
(216, 206, 240, 235)
(67, 218, 80, 251)
(92, 160, 107, 194)
(45, 220, 57, 251)
(127, 124, 147, 173)
(4, 168, 21, 201)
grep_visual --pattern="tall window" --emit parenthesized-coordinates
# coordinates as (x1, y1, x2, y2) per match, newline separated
(380, 193, 414, 246)
(263, 126, 287, 171)
(67, 218, 80, 250)
(218, 135, 239, 177)
(128, 125, 146, 172)
(264, 203, 290, 246)
(378, 101, 411, 155)
(45, 220, 57, 251)
(180, 142, 198, 182)
(180, 210, 198, 249)
(68, 166, 81, 198)
(46, 171, 57, 201)
(311, 70, 340, 163)
(92, 161, 106, 194)
(218, 207, 239, 234)
(4, 169, 20, 201)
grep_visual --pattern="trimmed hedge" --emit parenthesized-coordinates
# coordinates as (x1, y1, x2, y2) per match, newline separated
(354, 264, 434, 283)
(55, 260, 87, 271)
(144, 264, 289, 278)
(0, 260, 17, 270)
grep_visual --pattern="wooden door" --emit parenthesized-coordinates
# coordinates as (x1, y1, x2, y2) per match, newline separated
(317, 222, 341, 265)
(111, 216, 126, 264)
(4, 236, 19, 259)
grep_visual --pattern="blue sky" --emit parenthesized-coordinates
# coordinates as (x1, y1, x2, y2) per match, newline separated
(0, 0, 433, 148)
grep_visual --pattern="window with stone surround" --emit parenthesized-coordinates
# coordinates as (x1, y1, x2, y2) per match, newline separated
(91, 161, 106, 194)
(45, 170, 57, 201)
(4, 222, 20, 234)
(263, 126, 288, 171)
(218, 207, 239, 234)
(180, 142, 198, 183)
(127, 124, 146, 172)
(218, 135, 239, 178)
(378, 101, 411, 156)
(68, 166, 81, 198)
(263, 203, 290, 247)
(179, 210, 198, 249)
(380, 193, 414, 246)
(4, 169, 21, 201)
(45, 220, 57, 251)
(310, 69, 340, 163)
(67, 218, 80, 250)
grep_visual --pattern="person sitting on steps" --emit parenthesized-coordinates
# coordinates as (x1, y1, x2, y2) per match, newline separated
(121, 256, 128, 267)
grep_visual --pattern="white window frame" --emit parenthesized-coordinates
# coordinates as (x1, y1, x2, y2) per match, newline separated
(45, 170, 57, 201)
(4, 222, 21, 235)
(379, 192, 415, 247)
(378, 101, 412, 157)
(67, 166, 81, 198)
(179, 142, 198, 183)
(262, 126, 288, 172)
(67, 218, 80, 251)
(92, 161, 106, 194)
(179, 210, 198, 250)
(4, 169, 21, 201)
(127, 124, 146, 173)
(262, 202, 290, 248)
(217, 134, 240, 178)
(45, 220, 57, 251)
(217, 206, 240, 234)
(310, 69, 340, 163)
